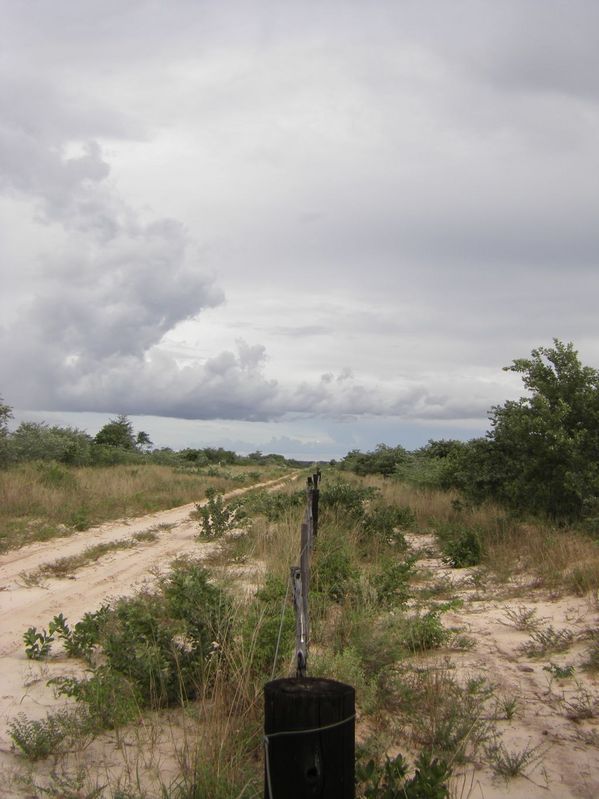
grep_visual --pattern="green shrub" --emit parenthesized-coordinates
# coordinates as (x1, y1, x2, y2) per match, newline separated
(361, 504, 413, 547)
(8, 710, 76, 760)
(319, 480, 376, 522)
(197, 490, 236, 538)
(23, 626, 54, 660)
(371, 557, 414, 607)
(312, 539, 358, 602)
(441, 529, 482, 568)
(357, 750, 450, 798)
(240, 574, 294, 676)
(400, 611, 448, 652)
(50, 667, 140, 730)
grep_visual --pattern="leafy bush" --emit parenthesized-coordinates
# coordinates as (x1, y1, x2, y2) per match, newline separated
(8, 710, 76, 760)
(357, 750, 449, 798)
(50, 667, 140, 730)
(441, 529, 482, 568)
(23, 626, 54, 660)
(36, 559, 231, 715)
(235, 488, 304, 521)
(312, 538, 358, 601)
(240, 574, 294, 676)
(319, 480, 376, 522)
(197, 490, 236, 538)
(371, 557, 414, 607)
(361, 503, 414, 547)
(400, 611, 448, 653)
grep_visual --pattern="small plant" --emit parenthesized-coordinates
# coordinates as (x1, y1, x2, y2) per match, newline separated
(401, 610, 448, 653)
(502, 605, 542, 631)
(197, 490, 236, 538)
(396, 667, 495, 762)
(441, 529, 481, 568)
(356, 750, 450, 799)
(520, 625, 575, 657)
(496, 695, 519, 720)
(371, 556, 414, 607)
(543, 662, 575, 679)
(23, 626, 54, 659)
(8, 710, 74, 760)
(561, 681, 599, 720)
(582, 632, 599, 673)
(486, 737, 544, 779)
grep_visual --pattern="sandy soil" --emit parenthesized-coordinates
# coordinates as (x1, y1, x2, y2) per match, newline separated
(1, 492, 598, 798)
(0, 473, 297, 789)
(406, 532, 599, 799)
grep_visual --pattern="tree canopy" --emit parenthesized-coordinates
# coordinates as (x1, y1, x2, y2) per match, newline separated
(450, 340, 599, 521)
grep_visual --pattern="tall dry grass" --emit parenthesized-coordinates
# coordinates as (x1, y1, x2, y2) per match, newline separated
(0, 462, 288, 552)
(356, 473, 599, 596)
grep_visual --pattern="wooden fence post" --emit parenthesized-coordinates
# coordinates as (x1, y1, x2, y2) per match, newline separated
(264, 677, 355, 799)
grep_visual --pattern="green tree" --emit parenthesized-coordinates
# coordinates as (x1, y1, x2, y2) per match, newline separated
(135, 430, 153, 452)
(458, 340, 599, 521)
(0, 396, 13, 466)
(10, 422, 92, 464)
(94, 415, 136, 450)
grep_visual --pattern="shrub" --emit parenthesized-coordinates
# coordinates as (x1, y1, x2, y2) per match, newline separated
(371, 557, 414, 607)
(312, 538, 358, 602)
(23, 626, 54, 660)
(197, 490, 236, 538)
(441, 529, 482, 568)
(240, 574, 294, 676)
(356, 750, 450, 799)
(361, 504, 413, 547)
(400, 610, 448, 653)
(8, 710, 77, 760)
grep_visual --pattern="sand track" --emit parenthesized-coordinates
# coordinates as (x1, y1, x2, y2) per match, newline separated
(0, 473, 297, 762)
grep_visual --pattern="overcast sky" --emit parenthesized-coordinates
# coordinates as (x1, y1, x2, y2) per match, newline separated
(2, 1, 599, 459)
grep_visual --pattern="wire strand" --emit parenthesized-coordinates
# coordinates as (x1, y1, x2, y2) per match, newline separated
(263, 713, 356, 799)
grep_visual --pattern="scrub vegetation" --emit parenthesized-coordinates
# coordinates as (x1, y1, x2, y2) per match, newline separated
(3, 340, 599, 796)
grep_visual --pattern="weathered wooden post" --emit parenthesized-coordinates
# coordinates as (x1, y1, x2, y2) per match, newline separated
(264, 677, 355, 798)
(312, 469, 321, 538)
(265, 471, 356, 797)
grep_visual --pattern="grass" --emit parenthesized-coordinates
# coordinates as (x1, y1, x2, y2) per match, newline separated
(7, 467, 599, 797)
(486, 738, 545, 779)
(21, 528, 165, 584)
(0, 462, 291, 552)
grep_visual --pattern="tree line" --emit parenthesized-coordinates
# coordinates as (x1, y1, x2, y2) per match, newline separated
(0, 410, 299, 468)
(339, 340, 599, 524)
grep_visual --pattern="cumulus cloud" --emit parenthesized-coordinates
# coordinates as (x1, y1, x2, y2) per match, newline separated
(2, 1, 599, 438)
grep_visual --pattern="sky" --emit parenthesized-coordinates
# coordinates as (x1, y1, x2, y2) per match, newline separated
(2, 1, 599, 460)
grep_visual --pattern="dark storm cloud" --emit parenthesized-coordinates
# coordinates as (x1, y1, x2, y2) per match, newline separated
(2, 1, 599, 430)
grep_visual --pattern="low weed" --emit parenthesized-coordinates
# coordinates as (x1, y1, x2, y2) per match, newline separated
(8, 709, 82, 760)
(23, 626, 54, 660)
(356, 750, 450, 799)
(486, 737, 545, 779)
(396, 666, 496, 762)
(501, 605, 543, 632)
(520, 625, 575, 657)
(543, 662, 575, 679)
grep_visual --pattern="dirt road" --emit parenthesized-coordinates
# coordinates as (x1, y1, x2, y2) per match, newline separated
(0, 473, 297, 772)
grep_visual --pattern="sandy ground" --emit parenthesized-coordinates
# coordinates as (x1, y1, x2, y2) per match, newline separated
(1, 491, 598, 797)
(0, 473, 297, 790)
(406, 532, 599, 799)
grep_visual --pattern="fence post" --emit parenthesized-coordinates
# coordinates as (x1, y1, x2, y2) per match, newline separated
(265, 470, 355, 798)
(264, 677, 355, 799)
